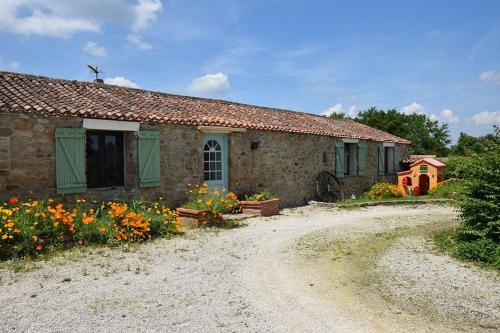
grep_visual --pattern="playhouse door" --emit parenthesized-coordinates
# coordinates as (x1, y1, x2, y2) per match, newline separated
(419, 174, 430, 195)
(203, 133, 228, 192)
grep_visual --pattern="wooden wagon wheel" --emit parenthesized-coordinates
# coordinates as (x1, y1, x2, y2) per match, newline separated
(315, 171, 344, 203)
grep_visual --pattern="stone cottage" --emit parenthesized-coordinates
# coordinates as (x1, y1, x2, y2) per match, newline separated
(0, 71, 410, 207)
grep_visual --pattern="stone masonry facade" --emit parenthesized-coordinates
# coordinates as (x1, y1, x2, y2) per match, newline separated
(0, 112, 408, 207)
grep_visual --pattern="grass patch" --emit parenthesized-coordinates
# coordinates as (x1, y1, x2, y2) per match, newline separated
(428, 179, 465, 200)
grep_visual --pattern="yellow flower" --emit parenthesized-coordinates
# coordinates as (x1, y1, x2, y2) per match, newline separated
(206, 199, 213, 206)
(3, 209, 12, 216)
(1, 234, 7, 240)
(32, 235, 38, 242)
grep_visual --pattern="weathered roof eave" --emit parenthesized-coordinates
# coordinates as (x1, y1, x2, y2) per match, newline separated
(0, 70, 411, 144)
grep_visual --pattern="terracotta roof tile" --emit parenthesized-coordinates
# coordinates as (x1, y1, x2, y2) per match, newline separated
(0, 71, 410, 144)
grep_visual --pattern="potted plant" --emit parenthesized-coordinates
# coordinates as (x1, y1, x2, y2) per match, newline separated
(239, 190, 280, 216)
(176, 184, 239, 228)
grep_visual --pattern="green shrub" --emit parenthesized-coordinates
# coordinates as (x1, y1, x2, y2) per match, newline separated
(244, 190, 274, 201)
(365, 183, 402, 200)
(435, 228, 500, 268)
(453, 135, 500, 268)
(445, 156, 473, 179)
(456, 239, 500, 268)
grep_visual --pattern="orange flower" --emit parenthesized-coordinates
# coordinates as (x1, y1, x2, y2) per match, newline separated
(82, 215, 96, 225)
(36, 245, 43, 251)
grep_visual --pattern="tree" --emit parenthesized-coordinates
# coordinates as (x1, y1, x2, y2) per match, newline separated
(450, 126, 499, 156)
(327, 112, 349, 120)
(354, 107, 451, 155)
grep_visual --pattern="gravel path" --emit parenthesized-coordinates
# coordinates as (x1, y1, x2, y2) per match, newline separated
(0, 204, 497, 332)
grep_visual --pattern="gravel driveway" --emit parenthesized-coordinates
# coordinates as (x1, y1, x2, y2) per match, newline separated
(0, 204, 498, 332)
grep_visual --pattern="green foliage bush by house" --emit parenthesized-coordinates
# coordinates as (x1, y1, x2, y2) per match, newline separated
(454, 137, 500, 268)
(365, 183, 402, 200)
(244, 190, 274, 202)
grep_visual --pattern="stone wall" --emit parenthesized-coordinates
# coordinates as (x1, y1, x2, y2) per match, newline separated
(228, 130, 408, 206)
(0, 112, 409, 207)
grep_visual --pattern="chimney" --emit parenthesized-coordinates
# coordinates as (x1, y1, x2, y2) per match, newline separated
(94, 78, 104, 84)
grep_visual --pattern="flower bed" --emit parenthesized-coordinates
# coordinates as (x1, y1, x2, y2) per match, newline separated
(178, 184, 239, 228)
(0, 197, 180, 260)
(240, 191, 280, 216)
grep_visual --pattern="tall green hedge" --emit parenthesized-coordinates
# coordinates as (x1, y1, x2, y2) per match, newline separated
(456, 138, 500, 267)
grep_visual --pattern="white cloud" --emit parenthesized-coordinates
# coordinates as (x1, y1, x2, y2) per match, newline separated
(188, 73, 230, 94)
(131, 0, 162, 32)
(347, 105, 358, 118)
(83, 41, 106, 57)
(479, 70, 500, 84)
(127, 34, 153, 50)
(400, 102, 425, 115)
(321, 103, 358, 117)
(104, 76, 139, 89)
(429, 114, 439, 122)
(471, 111, 500, 125)
(440, 109, 459, 124)
(321, 103, 343, 116)
(0, 55, 20, 71)
(0, 1, 100, 37)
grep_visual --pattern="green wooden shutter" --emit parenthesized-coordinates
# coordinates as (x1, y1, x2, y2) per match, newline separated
(358, 142, 366, 176)
(335, 141, 345, 178)
(138, 130, 161, 187)
(378, 144, 385, 176)
(394, 144, 401, 172)
(55, 128, 86, 194)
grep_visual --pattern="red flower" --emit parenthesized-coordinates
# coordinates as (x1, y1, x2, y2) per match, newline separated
(9, 197, 19, 205)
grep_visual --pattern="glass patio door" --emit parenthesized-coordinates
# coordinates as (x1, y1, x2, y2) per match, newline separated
(203, 133, 228, 191)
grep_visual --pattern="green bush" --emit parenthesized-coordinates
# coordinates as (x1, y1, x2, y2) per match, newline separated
(244, 190, 274, 201)
(365, 183, 402, 200)
(456, 239, 500, 268)
(435, 229, 500, 268)
(445, 156, 473, 179)
(454, 135, 500, 268)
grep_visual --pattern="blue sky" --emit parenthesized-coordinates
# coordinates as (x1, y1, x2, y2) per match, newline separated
(1, 0, 499, 141)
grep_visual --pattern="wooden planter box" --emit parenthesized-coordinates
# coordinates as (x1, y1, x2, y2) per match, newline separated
(239, 198, 280, 217)
(176, 207, 221, 229)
